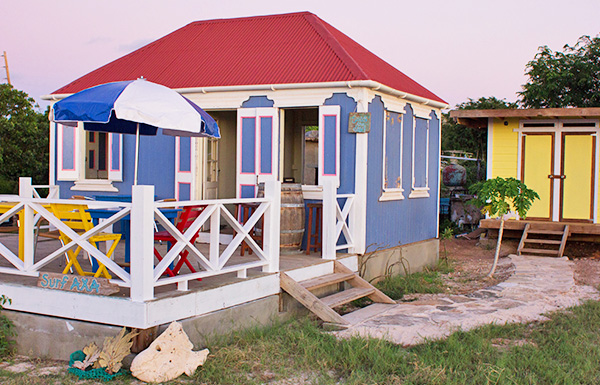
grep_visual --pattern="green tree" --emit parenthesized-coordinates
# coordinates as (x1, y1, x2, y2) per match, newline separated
(470, 177, 539, 278)
(0, 84, 49, 193)
(443, 97, 517, 159)
(442, 97, 517, 187)
(520, 35, 600, 108)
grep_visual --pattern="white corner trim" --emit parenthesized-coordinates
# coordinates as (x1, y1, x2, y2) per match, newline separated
(408, 187, 430, 199)
(71, 179, 118, 192)
(379, 189, 405, 201)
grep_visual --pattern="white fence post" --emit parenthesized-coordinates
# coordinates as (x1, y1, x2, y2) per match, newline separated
(130, 185, 155, 302)
(19, 177, 34, 269)
(262, 180, 281, 272)
(322, 176, 337, 260)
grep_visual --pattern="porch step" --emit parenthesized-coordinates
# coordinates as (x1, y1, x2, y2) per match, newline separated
(527, 230, 565, 235)
(300, 272, 356, 290)
(321, 287, 375, 308)
(280, 261, 395, 326)
(519, 248, 560, 255)
(517, 223, 569, 258)
(523, 239, 562, 245)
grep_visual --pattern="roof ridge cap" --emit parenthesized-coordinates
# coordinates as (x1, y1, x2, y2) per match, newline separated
(189, 11, 314, 26)
(303, 13, 369, 80)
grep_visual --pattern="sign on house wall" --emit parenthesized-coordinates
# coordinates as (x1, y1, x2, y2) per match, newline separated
(348, 112, 371, 133)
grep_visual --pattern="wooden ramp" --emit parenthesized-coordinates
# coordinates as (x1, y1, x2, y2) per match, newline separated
(280, 261, 395, 325)
(517, 222, 569, 257)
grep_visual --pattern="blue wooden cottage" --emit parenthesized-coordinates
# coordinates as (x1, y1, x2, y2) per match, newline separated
(43, 11, 448, 277)
(0, 11, 450, 357)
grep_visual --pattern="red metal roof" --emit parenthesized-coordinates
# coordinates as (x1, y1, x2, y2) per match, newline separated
(52, 12, 446, 104)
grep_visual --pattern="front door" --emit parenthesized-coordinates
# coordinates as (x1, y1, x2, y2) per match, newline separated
(203, 138, 219, 200)
(236, 108, 279, 198)
(560, 133, 596, 221)
(521, 133, 554, 220)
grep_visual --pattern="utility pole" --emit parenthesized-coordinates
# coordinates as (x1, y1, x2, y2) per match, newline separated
(2, 51, 10, 85)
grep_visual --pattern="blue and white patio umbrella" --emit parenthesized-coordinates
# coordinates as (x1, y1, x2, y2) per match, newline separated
(51, 78, 220, 185)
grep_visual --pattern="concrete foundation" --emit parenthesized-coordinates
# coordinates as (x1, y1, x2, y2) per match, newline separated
(5, 310, 123, 359)
(5, 295, 283, 360)
(359, 238, 439, 283)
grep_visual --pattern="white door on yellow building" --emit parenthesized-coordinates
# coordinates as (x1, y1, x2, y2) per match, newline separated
(521, 133, 554, 220)
(560, 133, 596, 221)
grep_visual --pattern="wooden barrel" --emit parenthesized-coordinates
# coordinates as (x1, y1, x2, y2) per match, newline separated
(258, 183, 305, 254)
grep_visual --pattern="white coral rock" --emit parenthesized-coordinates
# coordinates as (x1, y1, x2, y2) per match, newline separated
(130, 322, 209, 383)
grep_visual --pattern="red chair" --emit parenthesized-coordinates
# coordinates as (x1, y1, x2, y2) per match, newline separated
(153, 205, 206, 277)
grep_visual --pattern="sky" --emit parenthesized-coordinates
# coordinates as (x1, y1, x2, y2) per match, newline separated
(2, 0, 599, 111)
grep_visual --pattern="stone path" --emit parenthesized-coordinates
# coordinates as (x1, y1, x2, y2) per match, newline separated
(335, 255, 599, 346)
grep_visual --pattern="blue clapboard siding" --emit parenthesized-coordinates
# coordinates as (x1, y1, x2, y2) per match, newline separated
(241, 96, 275, 108)
(324, 93, 356, 194)
(365, 97, 440, 249)
(58, 129, 176, 200)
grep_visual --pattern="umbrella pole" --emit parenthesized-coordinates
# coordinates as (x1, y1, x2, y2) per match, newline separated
(134, 123, 140, 185)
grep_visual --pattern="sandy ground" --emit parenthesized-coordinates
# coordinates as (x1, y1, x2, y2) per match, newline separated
(439, 237, 600, 294)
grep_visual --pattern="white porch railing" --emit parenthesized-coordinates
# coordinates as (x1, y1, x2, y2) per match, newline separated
(0, 179, 132, 284)
(0, 176, 356, 302)
(129, 181, 281, 300)
(0, 178, 281, 302)
(314, 177, 356, 259)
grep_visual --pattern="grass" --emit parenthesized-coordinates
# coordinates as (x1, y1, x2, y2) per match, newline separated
(195, 300, 600, 384)
(2, 300, 600, 384)
(375, 260, 453, 300)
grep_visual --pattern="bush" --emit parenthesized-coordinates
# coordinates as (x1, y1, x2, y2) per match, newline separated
(0, 295, 15, 357)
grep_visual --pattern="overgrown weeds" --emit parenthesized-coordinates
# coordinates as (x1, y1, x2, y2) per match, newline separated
(0, 295, 15, 357)
(193, 300, 600, 384)
(375, 260, 454, 300)
(1, 300, 600, 383)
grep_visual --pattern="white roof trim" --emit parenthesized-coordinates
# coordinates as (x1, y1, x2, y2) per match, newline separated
(42, 80, 448, 109)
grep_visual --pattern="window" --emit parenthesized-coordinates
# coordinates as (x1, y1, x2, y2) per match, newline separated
(85, 131, 108, 179)
(380, 110, 404, 201)
(56, 123, 122, 191)
(409, 116, 430, 198)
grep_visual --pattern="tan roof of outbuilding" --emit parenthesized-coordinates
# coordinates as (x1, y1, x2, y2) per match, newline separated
(450, 107, 600, 128)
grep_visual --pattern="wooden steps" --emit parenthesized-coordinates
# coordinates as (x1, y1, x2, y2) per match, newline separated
(517, 223, 569, 257)
(321, 287, 375, 308)
(280, 261, 395, 326)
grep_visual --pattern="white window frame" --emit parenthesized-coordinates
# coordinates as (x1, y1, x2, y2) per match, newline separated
(379, 109, 405, 201)
(56, 123, 122, 192)
(409, 114, 431, 199)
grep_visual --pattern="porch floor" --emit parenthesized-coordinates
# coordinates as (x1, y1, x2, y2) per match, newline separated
(0, 232, 339, 299)
(480, 219, 600, 241)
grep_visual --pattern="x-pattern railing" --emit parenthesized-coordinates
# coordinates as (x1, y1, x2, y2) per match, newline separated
(0, 196, 132, 286)
(335, 194, 355, 251)
(153, 198, 271, 287)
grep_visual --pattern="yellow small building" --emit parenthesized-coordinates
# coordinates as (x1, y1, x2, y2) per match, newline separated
(451, 108, 600, 249)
